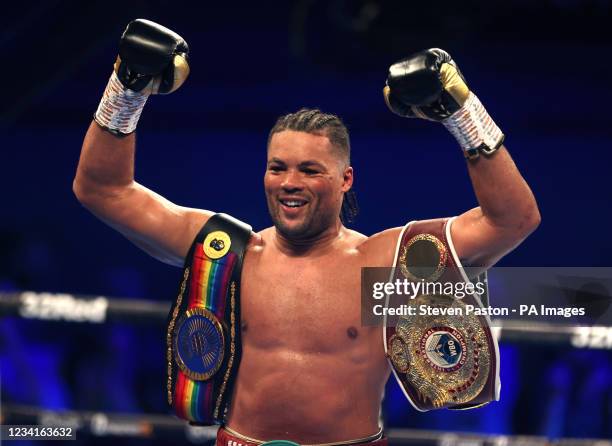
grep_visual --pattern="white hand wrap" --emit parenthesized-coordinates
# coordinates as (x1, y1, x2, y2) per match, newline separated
(94, 71, 149, 135)
(442, 92, 504, 159)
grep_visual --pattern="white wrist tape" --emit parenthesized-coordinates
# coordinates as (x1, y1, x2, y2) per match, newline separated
(94, 71, 149, 135)
(442, 92, 504, 158)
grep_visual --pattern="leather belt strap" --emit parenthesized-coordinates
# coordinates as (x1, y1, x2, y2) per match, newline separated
(166, 213, 251, 424)
(383, 217, 500, 411)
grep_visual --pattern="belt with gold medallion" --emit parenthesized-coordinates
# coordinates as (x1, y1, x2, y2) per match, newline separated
(166, 213, 251, 424)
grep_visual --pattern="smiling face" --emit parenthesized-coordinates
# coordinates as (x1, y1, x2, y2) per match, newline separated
(265, 130, 353, 240)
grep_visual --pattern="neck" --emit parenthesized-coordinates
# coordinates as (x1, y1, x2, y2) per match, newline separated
(274, 220, 344, 256)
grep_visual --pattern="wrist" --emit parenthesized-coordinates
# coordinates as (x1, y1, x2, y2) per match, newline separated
(442, 92, 504, 159)
(93, 71, 149, 136)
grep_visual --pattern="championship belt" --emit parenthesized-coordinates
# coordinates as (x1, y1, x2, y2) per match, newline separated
(166, 213, 251, 424)
(383, 218, 500, 411)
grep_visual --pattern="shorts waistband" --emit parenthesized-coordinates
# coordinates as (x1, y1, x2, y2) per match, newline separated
(218, 426, 386, 446)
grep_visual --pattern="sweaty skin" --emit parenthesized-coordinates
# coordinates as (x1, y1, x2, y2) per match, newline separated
(74, 124, 539, 443)
(229, 228, 391, 442)
(225, 131, 396, 442)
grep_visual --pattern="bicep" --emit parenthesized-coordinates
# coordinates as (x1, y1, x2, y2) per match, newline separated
(88, 182, 212, 267)
(451, 207, 526, 270)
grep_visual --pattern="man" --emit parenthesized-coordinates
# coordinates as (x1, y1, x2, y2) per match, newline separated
(74, 20, 540, 445)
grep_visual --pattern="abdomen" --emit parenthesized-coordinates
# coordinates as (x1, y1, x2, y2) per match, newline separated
(226, 341, 388, 443)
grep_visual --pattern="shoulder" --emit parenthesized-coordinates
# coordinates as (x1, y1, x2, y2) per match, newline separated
(355, 226, 405, 267)
(342, 227, 368, 246)
(246, 226, 273, 251)
(358, 218, 455, 267)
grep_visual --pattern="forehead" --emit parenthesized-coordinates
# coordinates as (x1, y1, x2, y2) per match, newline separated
(267, 130, 335, 162)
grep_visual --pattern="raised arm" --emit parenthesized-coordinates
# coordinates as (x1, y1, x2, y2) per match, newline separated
(73, 19, 211, 267)
(384, 49, 540, 269)
(450, 146, 539, 268)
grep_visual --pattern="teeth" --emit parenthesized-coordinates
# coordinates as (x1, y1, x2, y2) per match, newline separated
(281, 200, 306, 208)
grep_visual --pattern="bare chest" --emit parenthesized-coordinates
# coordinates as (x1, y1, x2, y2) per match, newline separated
(240, 252, 365, 351)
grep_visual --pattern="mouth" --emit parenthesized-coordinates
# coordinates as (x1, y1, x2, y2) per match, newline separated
(278, 197, 309, 214)
(279, 198, 308, 208)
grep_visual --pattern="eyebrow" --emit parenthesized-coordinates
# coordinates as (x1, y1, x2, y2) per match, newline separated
(268, 157, 285, 165)
(299, 160, 326, 169)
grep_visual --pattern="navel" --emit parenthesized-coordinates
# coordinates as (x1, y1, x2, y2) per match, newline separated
(241, 320, 248, 332)
(347, 326, 359, 339)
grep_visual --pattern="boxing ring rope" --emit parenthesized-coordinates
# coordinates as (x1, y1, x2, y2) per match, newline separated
(2, 290, 611, 348)
(1, 290, 611, 445)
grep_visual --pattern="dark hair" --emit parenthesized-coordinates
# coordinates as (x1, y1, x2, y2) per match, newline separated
(268, 108, 359, 224)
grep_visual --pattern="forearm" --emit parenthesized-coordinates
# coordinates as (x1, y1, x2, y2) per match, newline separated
(73, 121, 136, 200)
(72, 20, 209, 266)
(466, 146, 540, 232)
(385, 49, 540, 266)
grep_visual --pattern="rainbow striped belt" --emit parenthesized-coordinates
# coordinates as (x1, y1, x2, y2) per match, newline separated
(166, 213, 251, 424)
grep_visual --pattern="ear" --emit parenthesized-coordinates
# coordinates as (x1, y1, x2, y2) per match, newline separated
(341, 166, 354, 192)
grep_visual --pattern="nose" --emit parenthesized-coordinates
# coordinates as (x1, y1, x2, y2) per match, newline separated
(280, 169, 303, 192)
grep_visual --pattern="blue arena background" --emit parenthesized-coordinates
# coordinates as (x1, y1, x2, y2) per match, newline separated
(1, 0, 611, 442)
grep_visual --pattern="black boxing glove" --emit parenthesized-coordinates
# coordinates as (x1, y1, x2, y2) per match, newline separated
(94, 19, 190, 136)
(384, 49, 504, 159)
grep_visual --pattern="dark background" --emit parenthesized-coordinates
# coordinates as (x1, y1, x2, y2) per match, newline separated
(1, 0, 611, 442)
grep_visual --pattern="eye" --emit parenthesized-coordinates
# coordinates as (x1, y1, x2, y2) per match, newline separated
(268, 165, 284, 173)
(302, 168, 319, 175)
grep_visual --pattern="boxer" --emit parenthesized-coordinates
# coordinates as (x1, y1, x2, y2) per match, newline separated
(74, 19, 540, 445)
